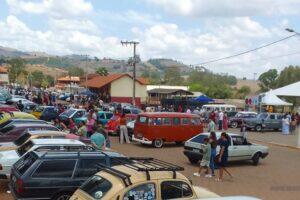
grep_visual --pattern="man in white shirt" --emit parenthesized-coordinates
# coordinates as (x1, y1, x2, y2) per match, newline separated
(218, 111, 224, 130)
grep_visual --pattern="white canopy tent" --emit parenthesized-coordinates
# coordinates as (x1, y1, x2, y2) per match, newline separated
(261, 91, 292, 106)
(272, 81, 300, 97)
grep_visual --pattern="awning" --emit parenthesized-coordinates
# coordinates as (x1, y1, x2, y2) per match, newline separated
(271, 81, 300, 97)
(261, 91, 292, 106)
(192, 95, 214, 103)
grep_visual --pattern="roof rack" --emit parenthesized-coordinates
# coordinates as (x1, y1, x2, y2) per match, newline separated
(96, 157, 184, 187)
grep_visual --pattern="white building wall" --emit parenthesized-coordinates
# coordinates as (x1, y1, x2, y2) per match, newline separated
(110, 76, 147, 102)
(147, 85, 188, 91)
(0, 74, 9, 83)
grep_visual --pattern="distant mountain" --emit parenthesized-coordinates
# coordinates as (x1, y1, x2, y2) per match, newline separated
(0, 46, 30, 57)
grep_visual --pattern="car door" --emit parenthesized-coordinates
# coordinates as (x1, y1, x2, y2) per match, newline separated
(275, 114, 283, 130)
(28, 159, 77, 199)
(230, 136, 252, 161)
(268, 114, 277, 130)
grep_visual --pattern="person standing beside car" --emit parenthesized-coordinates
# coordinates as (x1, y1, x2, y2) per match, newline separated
(216, 132, 232, 181)
(91, 126, 106, 151)
(209, 132, 217, 177)
(86, 114, 96, 137)
(119, 113, 130, 144)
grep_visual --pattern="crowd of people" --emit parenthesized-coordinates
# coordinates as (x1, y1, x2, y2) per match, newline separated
(282, 112, 300, 135)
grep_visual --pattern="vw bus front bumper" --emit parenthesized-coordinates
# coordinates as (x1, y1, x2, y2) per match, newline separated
(132, 135, 152, 145)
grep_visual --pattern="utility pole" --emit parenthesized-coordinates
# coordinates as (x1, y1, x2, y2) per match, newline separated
(85, 55, 88, 89)
(253, 73, 257, 81)
(121, 40, 139, 106)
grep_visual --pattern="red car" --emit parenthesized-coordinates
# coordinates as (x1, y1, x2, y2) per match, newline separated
(105, 114, 137, 135)
(0, 104, 19, 113)
(0, 123, 59, 142)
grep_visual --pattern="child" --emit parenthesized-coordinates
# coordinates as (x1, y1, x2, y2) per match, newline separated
(194, 137, 212, 177)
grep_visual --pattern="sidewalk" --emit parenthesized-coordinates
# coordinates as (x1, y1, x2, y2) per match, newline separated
(247, 129, 299, 149)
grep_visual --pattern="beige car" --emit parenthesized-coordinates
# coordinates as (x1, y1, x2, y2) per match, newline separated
(0, 130, 67, 151)
(70, 158, 219, 200)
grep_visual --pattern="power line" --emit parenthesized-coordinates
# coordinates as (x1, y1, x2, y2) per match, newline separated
(195, 34, 297, 66)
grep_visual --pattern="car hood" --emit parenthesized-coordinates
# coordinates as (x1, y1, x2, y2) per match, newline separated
(0, 142, 17, 151)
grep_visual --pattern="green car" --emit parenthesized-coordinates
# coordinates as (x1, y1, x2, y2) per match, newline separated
(74, 111, 113, 125)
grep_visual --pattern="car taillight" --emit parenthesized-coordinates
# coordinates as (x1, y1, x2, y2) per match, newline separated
(16, 178, 24, 194)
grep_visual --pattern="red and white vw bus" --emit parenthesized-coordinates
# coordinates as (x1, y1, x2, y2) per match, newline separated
(133, 112, 203, 148)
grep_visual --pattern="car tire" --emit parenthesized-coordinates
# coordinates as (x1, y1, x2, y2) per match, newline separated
(53, 192, 72, 200)
(255, 125, 262, 132)
(153, 139, 163, 148)
(188, 158, 199, 164)
(252, 152, 261, 166)
(231, 122, 238, 128)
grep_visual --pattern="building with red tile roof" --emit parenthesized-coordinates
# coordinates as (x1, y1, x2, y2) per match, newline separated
(0, 66, 9, 84)
(82, 73, 148, 105)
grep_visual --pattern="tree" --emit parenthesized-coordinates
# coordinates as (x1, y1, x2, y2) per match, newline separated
(275, 65, 300, 87)
(7, 58, 26, 83)
(31, 71, 44, 87)
(235, 86, 251, 99)
(164, 67, 184, 85)
(67, 66, 84, 77)
(258, 69, 278, 92)
(95, 67, 109, 76)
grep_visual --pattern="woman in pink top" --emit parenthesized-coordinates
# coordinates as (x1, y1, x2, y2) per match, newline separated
(86, 114, 95, 137)
(223, 112, 228, 131)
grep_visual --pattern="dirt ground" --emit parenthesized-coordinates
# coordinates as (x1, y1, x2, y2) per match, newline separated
(1, 136, 300, 200)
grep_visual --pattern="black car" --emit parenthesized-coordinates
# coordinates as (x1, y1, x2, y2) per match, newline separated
(38, 106, 60, 121)
(229, 112, 257, 128)
(10, 151, 128, 200)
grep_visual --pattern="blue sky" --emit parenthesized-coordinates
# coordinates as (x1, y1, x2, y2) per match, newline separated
(0, 0, 300, 77)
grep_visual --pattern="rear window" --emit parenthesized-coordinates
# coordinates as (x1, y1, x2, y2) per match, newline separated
(17, 141, 34, 156)
(32, 160, 76, 178)
(80, 175, 112, 199)
(190, 134, 208, 144)
(14, 132, 31, 146)
(14, 152, 38, 175)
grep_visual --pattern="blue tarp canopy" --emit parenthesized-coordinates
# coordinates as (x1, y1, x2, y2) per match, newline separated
(192, 95, 214, 103)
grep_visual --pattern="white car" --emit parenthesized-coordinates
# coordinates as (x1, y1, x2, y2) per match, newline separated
(0, 138, 91, 180)
(184, 132, 269, 166)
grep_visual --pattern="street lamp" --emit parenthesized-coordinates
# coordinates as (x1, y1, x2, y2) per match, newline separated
(285, 28, 300, 35)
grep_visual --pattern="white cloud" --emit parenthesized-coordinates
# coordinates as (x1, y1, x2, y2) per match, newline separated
(6, 0, 93, 17)
(148, 0, 300, 17)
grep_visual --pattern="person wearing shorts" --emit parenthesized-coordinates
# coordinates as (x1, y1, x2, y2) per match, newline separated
(194, 137, 211, 177)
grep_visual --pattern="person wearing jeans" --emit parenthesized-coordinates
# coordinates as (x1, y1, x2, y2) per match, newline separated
(119, 113, 130, 144)
(209, 132, 217, 176)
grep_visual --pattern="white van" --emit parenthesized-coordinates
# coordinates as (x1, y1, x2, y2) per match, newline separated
(201, 104, 237, 113)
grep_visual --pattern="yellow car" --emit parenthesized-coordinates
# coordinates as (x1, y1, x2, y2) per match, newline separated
(70, 158, 219, 200)
(31, 106, 44, 119)
(0, 130, 67, 151)
(0, 111, 37, 125)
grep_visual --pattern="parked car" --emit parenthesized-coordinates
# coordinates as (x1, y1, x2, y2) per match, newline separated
(0, 138, 92, 180)
(74, 111, 113, 126)
(244, 113, 283, 131)
(0, 130, 67, 151)
(0, 104, 19, 113)
(0, 112, 37, 126)
(229, 112, 257, 128)
(0, 118, 48, 130)
(9, 150, 128, 200)
(123, 107, 142, 115)
(31, 106, 60, 121)
(0, 123, 59, 142)
(133, 112, 203, 148)
(183, 132, 269, 165)
(70, 157, 222, 200)
(59, 108, 86, 126)
(6, 97, 37, 112)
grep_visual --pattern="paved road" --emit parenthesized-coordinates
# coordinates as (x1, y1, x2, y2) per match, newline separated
(1, 136, 299, 200)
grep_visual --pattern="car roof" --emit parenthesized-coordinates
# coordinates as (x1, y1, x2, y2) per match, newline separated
(237, 112, 257, 114)
(31, 138, 85, 145)
(139, 112, 199, 118)
(200, 132, 240, 137)
(97, 165, 188, 184)
(12, 123, 54, 127)
(9, 119, 45, 122)
(33, 150, 124, 159)
(27, 130, 66, 135)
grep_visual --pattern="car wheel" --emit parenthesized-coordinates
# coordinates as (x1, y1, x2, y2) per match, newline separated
(53, 192, 72, 200)
(188, 158, 199, 164)
(255, 125, 262, 132)
(252, 152, 261, 166)
(153, 139, 163, 148)
(231, 122, 238, 128)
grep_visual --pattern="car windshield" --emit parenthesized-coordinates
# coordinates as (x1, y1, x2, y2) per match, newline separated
(61, 109, 76, 117)
(0, 125, 15, 134)
(258, 113, 268, 119)
(14, 132, 31, 146)
(14, 152, 37, 175)
(80, 175, 112, 199)
(190, 134, 208, 143)
(34, 106, 44, 112)
(17, 140, 34, 156)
